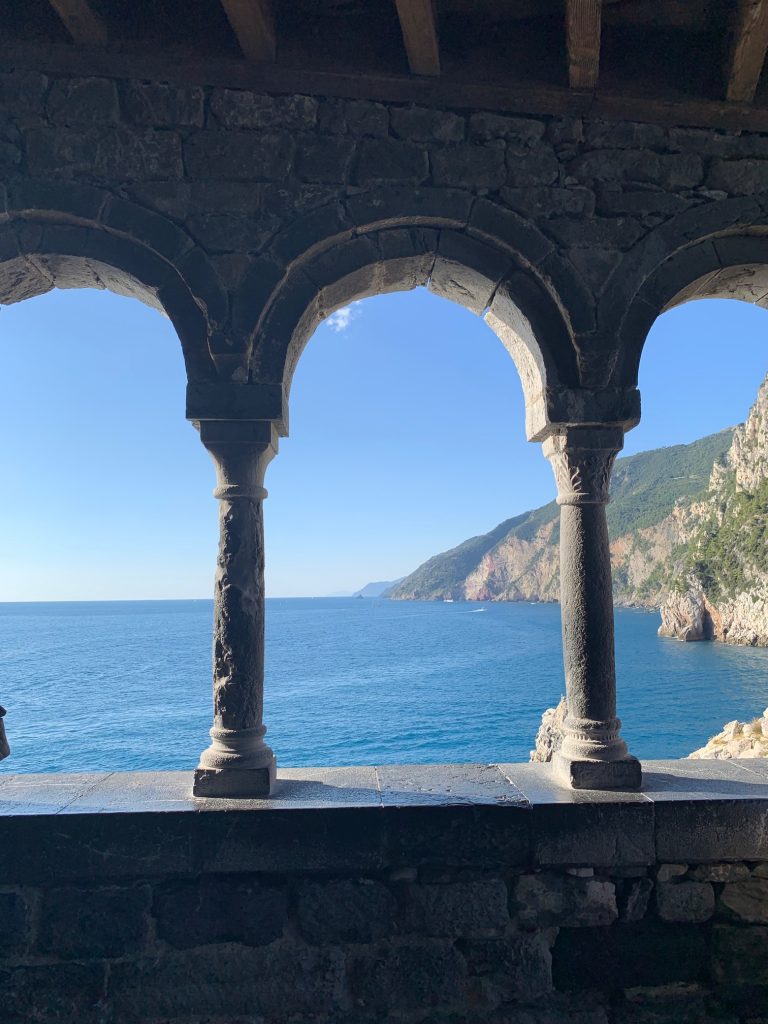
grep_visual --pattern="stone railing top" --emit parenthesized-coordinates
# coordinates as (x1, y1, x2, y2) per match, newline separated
(0, 760, 767, 882)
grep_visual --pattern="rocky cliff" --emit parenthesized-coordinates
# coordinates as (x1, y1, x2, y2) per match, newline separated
(389, 372, 768, 647)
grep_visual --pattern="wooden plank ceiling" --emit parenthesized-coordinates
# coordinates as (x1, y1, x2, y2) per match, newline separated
(20, 0, 768, 111)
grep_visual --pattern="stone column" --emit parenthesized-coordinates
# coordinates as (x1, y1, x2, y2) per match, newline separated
(193, 420, 278, 798)
(542, 426, 641, 790)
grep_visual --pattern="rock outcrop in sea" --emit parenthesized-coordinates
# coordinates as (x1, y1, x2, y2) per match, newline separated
(390, 370, 768, 649)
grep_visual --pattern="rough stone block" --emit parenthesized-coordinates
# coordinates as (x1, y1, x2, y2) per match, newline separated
(37, 884, 151, 958)
(654, 800, 768, 863)
(0, 70, 47, 117)
(512, 873, 617, 928)
(432, 144, 506, 190)
(655, 881, 714, 923)
(209, 90, 317, 130)
(295, 136, 356, 183)
(154, 878, 286, 948)
(0, 890, 31, 953)
(690, 862, 750, 883)
(469, 113, 546, 146)
(26, 127, 184, 180)
(553, 922, 707, 991)
(551, 751, 642, 792)
(297, 878, 397, 944)
(47, 77, 119, 123)
(568, 149, 660, 183)
(356, 139, 429, 185)
(719, 877, 768, 923)
(461, 932, 552, 1003)
(618, 877, 653, 922)
(344, 99, 389, 137)
(506, 150, 560, 187)
(122, 82, 205, 126)
(711, 924, 768, 985)
(656, 863, 688, 882)
(391, 106, 465, 143)
(547, 216, 644, 249)
(583, 120, 668, 149)
(657, 154, 704, 189)
(0, 963, 106, 1023)
(596, 189, 689, 217)
(532, 801, 654, 869)
(501, 185, 596, 218)
(706, 158, 768, 195)
(348, 941, 467, 1012)
(184, 131, 294, 181)
(404, 879, 509, 936)
(108, 945, 344, 1020)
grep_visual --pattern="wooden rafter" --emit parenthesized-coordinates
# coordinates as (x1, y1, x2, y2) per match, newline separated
(47, 0, 107, 46)
(220, 0, 276, 63)
(726, 0, 768, 103)
(566, 0, 602, 90)
(395, 0, 440, 77)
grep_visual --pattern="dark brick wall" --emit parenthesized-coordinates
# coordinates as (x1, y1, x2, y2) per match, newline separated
(2, 854, 768, 1022)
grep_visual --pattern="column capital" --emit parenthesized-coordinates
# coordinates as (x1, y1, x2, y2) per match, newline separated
(196, 420, 278, 502)
(542, 426, 624, 506)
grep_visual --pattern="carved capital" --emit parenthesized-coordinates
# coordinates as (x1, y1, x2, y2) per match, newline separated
(542, 426, 623, 506)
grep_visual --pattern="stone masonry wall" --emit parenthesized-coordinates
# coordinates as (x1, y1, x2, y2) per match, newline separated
(3, 853, 768, 1022)
(5, 65, 768, 395)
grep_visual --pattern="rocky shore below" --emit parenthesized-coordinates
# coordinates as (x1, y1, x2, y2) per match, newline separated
(531, 698, 768, 762)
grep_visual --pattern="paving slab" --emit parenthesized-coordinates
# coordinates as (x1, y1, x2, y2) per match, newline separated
(376, 763, 525, 806)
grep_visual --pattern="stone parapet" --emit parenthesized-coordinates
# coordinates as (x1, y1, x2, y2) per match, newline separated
(1, 761, 768, 1022)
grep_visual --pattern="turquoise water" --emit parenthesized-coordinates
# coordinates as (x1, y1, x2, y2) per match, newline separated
(1, 598, 767, 773)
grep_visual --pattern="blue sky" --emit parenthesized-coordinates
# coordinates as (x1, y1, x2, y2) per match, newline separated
(1, 287, 767, 600)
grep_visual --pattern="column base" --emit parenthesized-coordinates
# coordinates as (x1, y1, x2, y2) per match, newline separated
(552, 751, 642, 791)
(193, 757, 276, 798)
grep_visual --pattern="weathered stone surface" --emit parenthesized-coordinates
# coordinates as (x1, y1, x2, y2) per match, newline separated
(689, 862, 750, 882)
(392, 105, 465, 142)
(345, 99, 389, 137)
(502, 186, 596, 218)
(655, 881, 714, 923)
(295, 136, 356, 183)
(596, 189, 689, 217)
(569, 149, 660, 182)
(432, 144, 506, 189)
(122, 82, 205, 126)
(462, 932, 553, 1003)
(469, 113, 546, 146)
(109, 945, 344, 1019)
(37, 885, 151, 958)
(553, 922, 707, 990)
(47, 77, 119, 123)
(707, 158, 768, 195)
(0, 890, 30, 953)
(297, 878, 397, 943)
(403, 879, 509, 936)
(618, 877, 653, 922)
(0, 70, 47, 117)
(547, 216, 644, 249)
(0, 962, 106, 1023)
(506, 150, 560, 187)
(154, 879, 287, 947)
(719, 877, 768, 922)
(712, 924, 768, 985)
(27, 126, 184, 179)
(184, 131, 294, 181)
(348, 942, 467, 1011)
(657, 154, 704, 189)
(583, 121, 667, 149)
(512, 873, 617, 927)
(356, 139, 429, 184)
(209, 90, 317, 130)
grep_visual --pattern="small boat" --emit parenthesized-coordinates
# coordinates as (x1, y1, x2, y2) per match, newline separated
(443, 598, 454, 603)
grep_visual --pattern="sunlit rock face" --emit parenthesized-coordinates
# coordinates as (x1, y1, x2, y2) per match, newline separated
(689, 708, 768, 759)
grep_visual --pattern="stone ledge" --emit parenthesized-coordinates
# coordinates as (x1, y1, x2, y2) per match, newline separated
(0, 760, 766, 882)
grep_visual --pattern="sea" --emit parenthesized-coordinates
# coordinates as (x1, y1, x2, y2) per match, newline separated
(2, 598, 768, 774)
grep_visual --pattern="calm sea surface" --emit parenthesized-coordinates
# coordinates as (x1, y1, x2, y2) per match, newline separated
(2, 598, 768, 773)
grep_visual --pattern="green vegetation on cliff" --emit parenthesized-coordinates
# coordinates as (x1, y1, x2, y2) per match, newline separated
(387, 429, 734, 602)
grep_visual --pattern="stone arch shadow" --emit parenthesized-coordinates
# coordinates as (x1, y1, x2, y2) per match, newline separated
(600, 197, 768, 390)
(0, 183, 227, 383)
(235, 192, 592, 441)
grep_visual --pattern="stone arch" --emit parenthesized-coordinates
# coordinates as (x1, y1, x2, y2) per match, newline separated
(235, 192, 591, 439)
(600, 197, 768, 388)
(0, 183, 227, 383)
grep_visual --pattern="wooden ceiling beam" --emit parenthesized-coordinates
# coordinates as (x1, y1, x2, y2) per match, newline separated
(566, 0, 602, 90)
(395, 0, 440, 77)
(220, 0, 276, 63)
(726, 0, 768, 103)
(47, 0, 107, 46)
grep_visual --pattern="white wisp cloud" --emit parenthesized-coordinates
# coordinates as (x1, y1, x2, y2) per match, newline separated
(326, 301, 362, 333)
